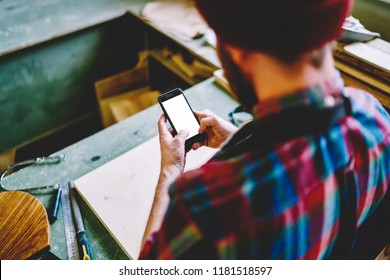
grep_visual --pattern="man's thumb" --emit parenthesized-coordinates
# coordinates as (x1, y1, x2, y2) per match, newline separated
(177, 129, 190, 140)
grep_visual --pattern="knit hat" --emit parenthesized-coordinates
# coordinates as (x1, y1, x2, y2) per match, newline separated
(194, 0, 351, 59)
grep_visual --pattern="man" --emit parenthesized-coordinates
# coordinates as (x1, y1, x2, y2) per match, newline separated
(140, 0, 390, 259)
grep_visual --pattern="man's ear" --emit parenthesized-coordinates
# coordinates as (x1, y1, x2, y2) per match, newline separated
(216, 37, 248, 66)
(224, 44, 248, 66)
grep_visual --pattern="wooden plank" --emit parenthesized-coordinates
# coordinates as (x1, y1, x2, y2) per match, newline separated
(99, 86, 158, 127)
(334, 43, 390, 81)
(344, 41, 390, 73)
(149, 50, 200, 85)
(95, 68, 148, 101)
(339, 71, 390, 109)
(74, 135, 218, 259)
(94, 52, 149, 101)
(0, 191, 50, 259)
(334, 60, 390, 94)
(109, 90, 160, 123)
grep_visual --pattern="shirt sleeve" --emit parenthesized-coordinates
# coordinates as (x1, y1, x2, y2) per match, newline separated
(138, 181, 203, 259)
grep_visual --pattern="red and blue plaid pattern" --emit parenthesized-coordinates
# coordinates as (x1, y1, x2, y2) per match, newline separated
(140, 73, 390, 259)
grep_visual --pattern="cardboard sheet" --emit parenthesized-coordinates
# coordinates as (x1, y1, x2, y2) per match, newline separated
(74, 136, 217, 259)
(142, 0, 208, 41)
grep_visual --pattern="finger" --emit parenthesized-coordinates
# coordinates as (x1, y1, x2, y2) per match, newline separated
(192, 142, 202, 150)
(199, 117, 216, 133)
(175, 130, 190, 148)
(158, 114, 171, 138)
(194, 111, 212, 121)
(177, 129, 190, 142)
(158, 113, 167, 127)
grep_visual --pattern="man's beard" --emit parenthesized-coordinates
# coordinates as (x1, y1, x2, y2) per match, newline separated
(216, 42, 258, 111)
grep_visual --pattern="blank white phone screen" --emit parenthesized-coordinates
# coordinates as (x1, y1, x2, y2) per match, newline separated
(162, 94, 199, 139)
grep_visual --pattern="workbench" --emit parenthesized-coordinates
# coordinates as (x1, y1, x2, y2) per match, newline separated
(0, 0, 219, 159)
(2, 79, 238, 260)
(1, 0, 236, 260)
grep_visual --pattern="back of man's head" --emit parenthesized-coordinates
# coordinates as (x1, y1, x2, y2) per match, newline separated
(195, 0, 352, 61)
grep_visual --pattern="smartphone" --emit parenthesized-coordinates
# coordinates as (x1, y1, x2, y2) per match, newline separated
(158, 88, 205, 148)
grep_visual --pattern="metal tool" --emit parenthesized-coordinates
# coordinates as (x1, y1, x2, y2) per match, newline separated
(0, 154, 66, 194)
(60, 183, 79, 260)
(69, 181, 92, 260)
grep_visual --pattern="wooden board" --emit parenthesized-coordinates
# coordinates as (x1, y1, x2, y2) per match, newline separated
(74, 136, 218, 259)
(0, 191, 50, 259)
(99, 86, 158, 127)
(334, 60, 390, 94)
(94, 51, 149, 101)
(344, 40, 390, 73)
(109, 90, 160, 123)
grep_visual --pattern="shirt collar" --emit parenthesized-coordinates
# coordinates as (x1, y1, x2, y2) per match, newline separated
(252, 70, 345, 120)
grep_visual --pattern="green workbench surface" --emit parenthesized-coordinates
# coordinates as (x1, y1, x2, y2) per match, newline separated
(0, 0, 220, 154)
(2, 78, 238, 259)
(0, 0, 219, 65)
(0, 0, 147, 56)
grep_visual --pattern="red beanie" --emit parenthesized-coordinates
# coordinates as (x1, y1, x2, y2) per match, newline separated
(195, 0, 351, 59)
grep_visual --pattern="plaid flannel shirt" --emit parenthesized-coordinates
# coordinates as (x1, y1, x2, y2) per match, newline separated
(140, 72, 390, 259)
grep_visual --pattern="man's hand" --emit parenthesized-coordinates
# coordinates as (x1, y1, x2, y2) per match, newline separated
(192, 111, 238, 150)
(142, 114, 189, 247)
(158, 114, 189, 183)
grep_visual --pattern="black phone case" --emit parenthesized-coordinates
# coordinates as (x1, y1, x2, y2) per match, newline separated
(158, 88, 206, 148)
